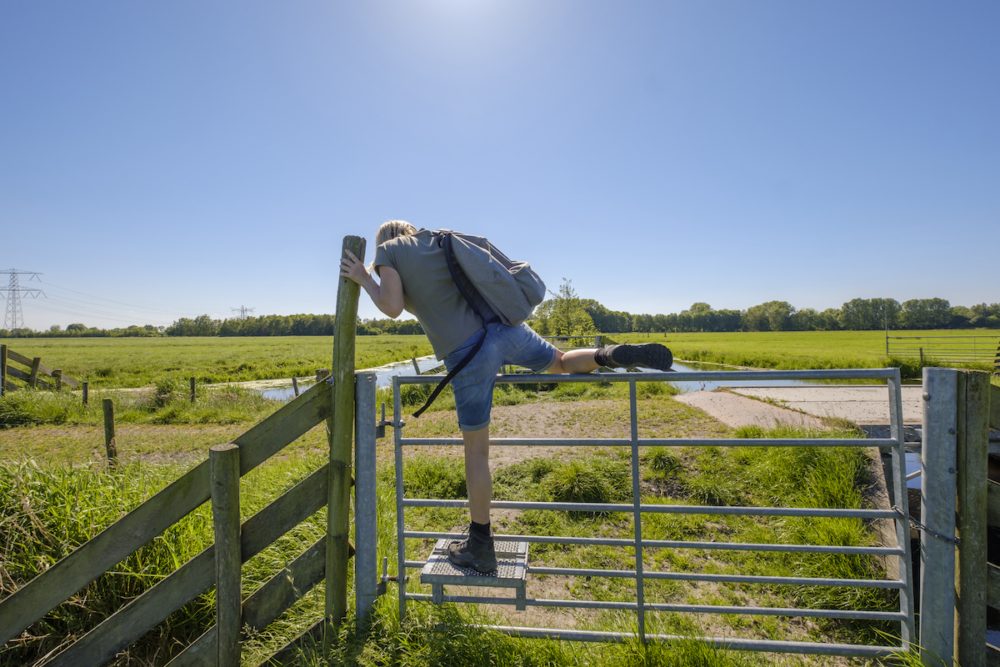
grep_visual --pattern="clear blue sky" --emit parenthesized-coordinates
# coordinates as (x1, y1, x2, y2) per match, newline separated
(2, 1, 997, 330)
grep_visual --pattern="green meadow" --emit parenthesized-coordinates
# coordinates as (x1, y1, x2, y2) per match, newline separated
(627, 329, 1000, 377)
(3, 328, 998, 392)
(0, 335, 433, 389)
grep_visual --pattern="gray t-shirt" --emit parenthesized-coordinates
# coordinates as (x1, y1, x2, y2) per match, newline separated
(374, 229, 483, 359)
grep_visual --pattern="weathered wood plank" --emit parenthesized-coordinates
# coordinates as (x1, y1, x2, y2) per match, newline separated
(165, 538, 329, 667)
(988, 481, 1000, 528)
(956, 371, 990, 667)
(5, 348, 33, 366)
(989, 563, 1000, 610)
(34, 359, 56, 377)
(103, 398, 118, 468)
(1, 344, 6, 397)
(28, 357, 41, 387)
(43, 549, 215, 667)
(211, 444, 241, 667)
(991, 385, 1000, 431)
(235, 378, 332, 473)
(258, 619, 326, 667)
(42, 464, 332, 667)
(0, 379, 332, 648)
(327, 235, 365, 632)
(6, 366, 31, 382)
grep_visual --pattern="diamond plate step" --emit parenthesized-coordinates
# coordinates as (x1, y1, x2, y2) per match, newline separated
(420, 538, 529, 610)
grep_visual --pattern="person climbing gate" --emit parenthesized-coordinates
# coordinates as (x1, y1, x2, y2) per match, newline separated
(340, 220, 673, 573)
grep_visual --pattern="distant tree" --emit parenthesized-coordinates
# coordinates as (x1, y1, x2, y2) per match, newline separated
(901, 298, 951, 330)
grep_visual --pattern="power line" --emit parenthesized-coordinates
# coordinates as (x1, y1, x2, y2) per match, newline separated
(230, 305, 255, 320)
(1, 269, 45, 334)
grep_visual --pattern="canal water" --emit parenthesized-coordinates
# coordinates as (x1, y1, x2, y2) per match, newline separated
(258, 357, 923, 486)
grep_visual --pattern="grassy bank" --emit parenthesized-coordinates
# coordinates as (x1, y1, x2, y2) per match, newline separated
(0, 335, 433, 389)
(1, 377, 911, 665)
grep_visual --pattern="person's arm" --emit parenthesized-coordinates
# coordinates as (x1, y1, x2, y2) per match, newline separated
(340, 249, 405, 318)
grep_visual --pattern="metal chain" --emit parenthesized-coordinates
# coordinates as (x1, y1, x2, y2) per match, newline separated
(892, 506, 961, 546)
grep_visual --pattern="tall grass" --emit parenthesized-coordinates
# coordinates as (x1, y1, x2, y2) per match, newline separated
(0, 384, 280, 427)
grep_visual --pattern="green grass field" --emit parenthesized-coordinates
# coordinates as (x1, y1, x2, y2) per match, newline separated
(627, 329, 1000, 377)
(2, 329, 996, 391)
(0, 335, 433, 389)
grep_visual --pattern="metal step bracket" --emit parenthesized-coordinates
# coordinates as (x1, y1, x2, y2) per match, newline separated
(420, 538, 529, 610)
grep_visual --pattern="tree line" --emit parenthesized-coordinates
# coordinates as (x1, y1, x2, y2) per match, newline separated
(3, 294, 997, 339)
(528, 281, 1000, 336)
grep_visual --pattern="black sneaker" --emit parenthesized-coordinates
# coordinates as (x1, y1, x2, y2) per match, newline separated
(605, 343, 673, 371)
(447, 529, 497, 573)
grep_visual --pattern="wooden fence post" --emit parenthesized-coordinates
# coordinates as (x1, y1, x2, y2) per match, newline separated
(316, 368, 329, 382)
(82, 381, 89, 406)
(292, 377, 300, 397)
(102, 398, 118, 468)
(210, 443, 242, 667)
(29, 357, 41, 388)
(190, 377, 196, 403)
(411, 357, 420, 374)
(326, 235, 365, 641)
(1, 344, 7, 396)
(955, 371, 991, 666)
(53, 370, 62, 392)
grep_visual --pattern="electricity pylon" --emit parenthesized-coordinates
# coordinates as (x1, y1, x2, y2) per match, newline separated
(230, 305, 255, 320)
(1, 269, 44, 334)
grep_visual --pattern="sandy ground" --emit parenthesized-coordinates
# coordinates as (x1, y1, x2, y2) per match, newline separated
(674, 390, 826, 429)
(727, 385, 924, 424)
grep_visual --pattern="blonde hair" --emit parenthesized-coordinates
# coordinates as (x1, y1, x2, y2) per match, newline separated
(372, 220, 417, 275)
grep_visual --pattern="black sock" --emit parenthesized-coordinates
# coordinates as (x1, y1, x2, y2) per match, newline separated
(471, 520, 491, 537)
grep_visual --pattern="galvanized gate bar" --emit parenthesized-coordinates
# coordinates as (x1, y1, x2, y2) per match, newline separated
(919, 368, 958, 663)
(392, 368, 914, 654)
(526, 567, 907, 588)
(887, 370, 916, 646)
(354, 371, 378, 624)
(628, 379, 645, 643)
(396, 369, 898, 384)
(403, 499, 897, 518)
(489, 627, 898, 658)
(405, 593, 906, 620)
(398, 437, 896, 447)
(402, 533, 903, 555)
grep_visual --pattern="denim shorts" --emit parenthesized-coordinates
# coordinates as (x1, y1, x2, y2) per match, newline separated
(444, 322, 558, 431)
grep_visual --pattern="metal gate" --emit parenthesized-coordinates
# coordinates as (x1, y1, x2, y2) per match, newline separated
(389, 368, 915, 659)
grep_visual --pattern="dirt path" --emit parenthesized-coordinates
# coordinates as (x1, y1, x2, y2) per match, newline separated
(674, 390, 826, 429)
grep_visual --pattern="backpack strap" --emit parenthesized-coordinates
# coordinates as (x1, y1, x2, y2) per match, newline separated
(413, 232, 496, 419)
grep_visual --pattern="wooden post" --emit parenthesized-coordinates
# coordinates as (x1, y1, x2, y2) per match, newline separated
(29, 357, 41, 388)
(210, 443, 242, 667)
(82, 381, 89, 406)
(292, 377, 300, 397)
(1, 344, 7, 396)
(190, 377, 196, 403)
(53, 370, 63, 392)
(326, 235, 365, 639)
(411, 357, 420, 374)
(102, 399, 118, 468)
(955, 371, 990, 666)
(316, 368, 329, 382)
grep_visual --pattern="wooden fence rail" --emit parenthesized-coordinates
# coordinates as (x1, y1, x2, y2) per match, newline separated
(0, 344, 80, 394)
(0, 236, 372, 666)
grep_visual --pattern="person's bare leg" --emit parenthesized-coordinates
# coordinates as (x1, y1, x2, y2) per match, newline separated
(462, 426, 492, 524)
(546, 348, 600, 374)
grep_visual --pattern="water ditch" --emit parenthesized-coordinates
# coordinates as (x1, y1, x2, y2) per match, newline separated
(256, 357, 923, 485)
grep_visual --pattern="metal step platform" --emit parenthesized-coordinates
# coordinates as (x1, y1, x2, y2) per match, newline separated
(420, 538, 529, 610)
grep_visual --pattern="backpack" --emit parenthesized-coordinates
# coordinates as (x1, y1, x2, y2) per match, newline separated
(411, 230, 546, 418)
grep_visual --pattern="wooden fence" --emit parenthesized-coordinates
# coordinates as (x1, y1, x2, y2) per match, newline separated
(0, 236, 372, 666)
(1, 344, 81, 395)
